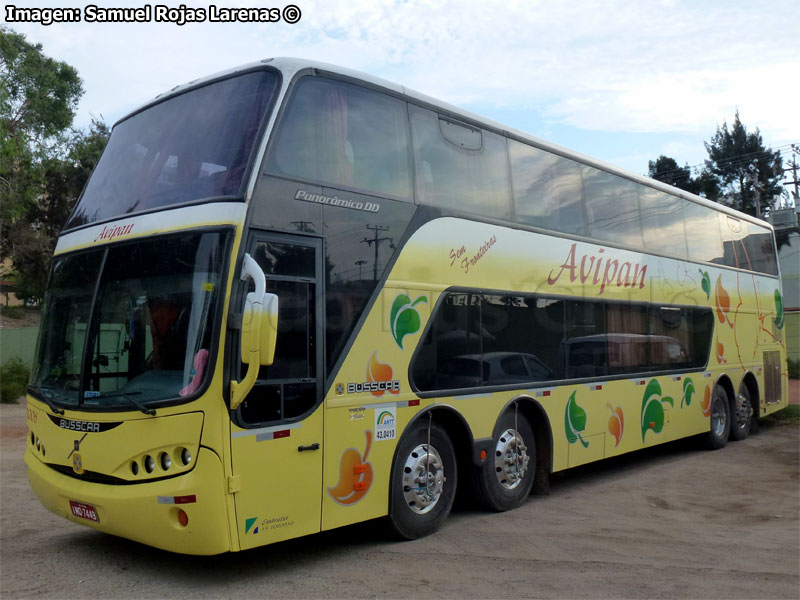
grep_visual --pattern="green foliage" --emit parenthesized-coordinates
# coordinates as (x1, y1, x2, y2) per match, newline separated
(648, 113, 784, 216)
(648, 156, 695, 192)
(1, 28, 108, 302)
(0, 26, 83, 143)
(788, 357, 799, 380)
(764, 405, 800, 425)
(647, 155, 721, 201)
(704, 111, 784, 217)
(0, 357, 29, 403)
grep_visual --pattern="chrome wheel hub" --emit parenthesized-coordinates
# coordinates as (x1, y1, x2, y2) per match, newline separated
(734, 393, 753, 429)
(711, 398, 727, 437)
(494, 428, 530, 490)
(402, 444, 445, 514)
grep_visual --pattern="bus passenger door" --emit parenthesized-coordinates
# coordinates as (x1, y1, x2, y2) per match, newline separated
(230, 233, 324, 549)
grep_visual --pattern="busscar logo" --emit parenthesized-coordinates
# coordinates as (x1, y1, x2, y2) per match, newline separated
(48, 415, 122, 433)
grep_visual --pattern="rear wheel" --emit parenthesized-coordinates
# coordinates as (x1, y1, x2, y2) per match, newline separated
(388, 419, 456, 540)
(704, 385, 730, 450)
(473, 409, 536, 512)
(730, 383, 754, 441)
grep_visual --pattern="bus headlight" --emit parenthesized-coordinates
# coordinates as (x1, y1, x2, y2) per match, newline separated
(181, 448, 192, 466)
(144, 455, 155, 473)
(160, 452, 171, 471)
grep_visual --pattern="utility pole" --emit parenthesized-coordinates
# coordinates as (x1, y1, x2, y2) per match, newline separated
(747, 163, 763, 219)
(361, 225, 392, 281)
(784, 144, 800, 206)
(354, 260, 367, 280)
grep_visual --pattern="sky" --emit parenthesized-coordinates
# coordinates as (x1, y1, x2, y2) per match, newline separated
(4, 0, 800, 203)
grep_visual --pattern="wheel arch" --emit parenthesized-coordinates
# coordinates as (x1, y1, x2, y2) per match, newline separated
(500, 395, 554, 495)
(715, 373, 736, 413)
(396, 405, 474, 500)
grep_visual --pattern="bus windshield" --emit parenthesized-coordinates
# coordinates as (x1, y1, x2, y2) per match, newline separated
(66, 70, 278, 229)
(30, 231, 230, 411)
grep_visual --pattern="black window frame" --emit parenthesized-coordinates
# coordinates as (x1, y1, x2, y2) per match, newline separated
(409, 287, 714, 398)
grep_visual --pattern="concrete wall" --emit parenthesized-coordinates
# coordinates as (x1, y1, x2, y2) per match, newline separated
(0, 327, 39, 367)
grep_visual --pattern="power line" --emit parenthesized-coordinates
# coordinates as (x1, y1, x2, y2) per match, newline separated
(650, 143, 796, 179)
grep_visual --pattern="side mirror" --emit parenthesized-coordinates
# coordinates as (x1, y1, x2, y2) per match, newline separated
(231, 254, 278, 410)
(241, 291, 278, 365)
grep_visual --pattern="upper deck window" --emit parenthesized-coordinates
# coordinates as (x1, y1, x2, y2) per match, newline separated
(411, 106, 511, 218)
(66, 70, 278, 229)
(268, 76, 412, 199)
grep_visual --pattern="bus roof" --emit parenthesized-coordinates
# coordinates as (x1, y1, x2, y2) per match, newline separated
(123, 57, 773, 232)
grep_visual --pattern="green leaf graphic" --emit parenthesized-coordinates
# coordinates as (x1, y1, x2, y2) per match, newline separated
(682, 377, 695, 408)
(565, 391, 589, 448)
(700, 270, 711, 300)
(641, 379, 673, 441)
(774, 289, 784, 330)
(390, 294, 427, 348)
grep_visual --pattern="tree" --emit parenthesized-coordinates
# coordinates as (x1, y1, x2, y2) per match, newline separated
(647, 155, 721, 201)
(2, 120, 109, 302)
(648, 156, 694, 191)
(1, 27, 107, 303)
(704, 111, 784, 218)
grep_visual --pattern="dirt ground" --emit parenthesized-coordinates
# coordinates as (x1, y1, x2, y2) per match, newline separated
(1, 400, 798, 599)
(0, 307, 40, 329)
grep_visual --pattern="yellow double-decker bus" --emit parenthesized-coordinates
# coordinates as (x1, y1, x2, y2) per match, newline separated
(25, 59, 788, 554)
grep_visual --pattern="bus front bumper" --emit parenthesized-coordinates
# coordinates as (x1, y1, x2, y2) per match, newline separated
(26, 446, 231, 555)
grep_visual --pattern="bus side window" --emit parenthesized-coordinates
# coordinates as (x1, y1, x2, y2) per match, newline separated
(509, 139, 586, 237)
(268, 76, 412, 200)
(410, 106, 512, 219)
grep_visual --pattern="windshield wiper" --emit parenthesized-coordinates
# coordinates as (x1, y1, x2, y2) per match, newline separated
(95, 391, 156, 416)
(27, 385, 65, 415)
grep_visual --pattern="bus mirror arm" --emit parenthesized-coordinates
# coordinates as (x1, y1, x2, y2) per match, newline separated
(230, 254, 279, 410)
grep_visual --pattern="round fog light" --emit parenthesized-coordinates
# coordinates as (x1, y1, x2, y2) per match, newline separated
(160, 452, 171, 470)
(131, 461, 139, 476)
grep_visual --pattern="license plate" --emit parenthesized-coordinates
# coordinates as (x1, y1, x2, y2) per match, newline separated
(69, 500, 99, 522)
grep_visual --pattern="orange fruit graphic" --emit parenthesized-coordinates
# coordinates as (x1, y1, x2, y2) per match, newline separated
(714, 276, 732, 327)
(607, 404, 624, 447)
(715, 339, 726, 364)
(701, 385, 712, 417)
(366, 352, 398, 397)
(328, 431, 374, 505)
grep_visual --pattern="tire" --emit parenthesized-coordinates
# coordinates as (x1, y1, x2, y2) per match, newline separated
(704, 384, 731, 450)
(472, 409, 536, 512)
(388, 419, 457, 540)
(730, 383, 754, 441)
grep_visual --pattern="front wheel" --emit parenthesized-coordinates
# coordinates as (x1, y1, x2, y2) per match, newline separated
(473, 409, 536, 512)
(704, 385, 731, 450)
(388, 419, 457, 540)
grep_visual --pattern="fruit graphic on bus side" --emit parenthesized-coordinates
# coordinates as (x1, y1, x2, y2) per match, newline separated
(701, 385, 712, 417)
(682, 377, 695, 408)
(565, 391, 589, 448)
(715, 275, 732, 326)
(700, 270, 711, 300)
(640, 379, 674, 441)
(328, 431, 373, 505)
(607, 404, 624, 447)
(366, 352, 399, 397)
(390, 294, 428, 349)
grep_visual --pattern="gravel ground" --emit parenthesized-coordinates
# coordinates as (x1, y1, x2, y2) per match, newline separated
(1, 400, 798, 599)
